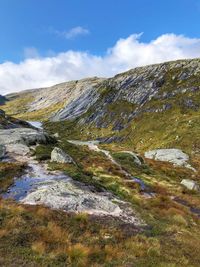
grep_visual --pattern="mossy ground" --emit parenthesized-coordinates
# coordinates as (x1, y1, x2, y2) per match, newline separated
(28, 122, 200, 266)
(0, 120, 199, 265)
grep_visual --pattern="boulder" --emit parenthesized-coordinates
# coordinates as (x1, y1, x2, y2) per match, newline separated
(6, 144, 30, 156)
(121, 151, 144, 165)
(0, 128, 51, 146)
(144, 148, 194, 170)
(51, 147, 74, 164)
(53, 133, 59, 138)
(181, 179, 199, 191)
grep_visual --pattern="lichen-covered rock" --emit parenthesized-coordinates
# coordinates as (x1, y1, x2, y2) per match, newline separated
(181, 179, 199, 191)
(6, 144, 30, 156)
(144, 148, 195, 170)
(0, 128, 50, 146)
(51, 147, 74, 164)
(20, 179, 144, 225)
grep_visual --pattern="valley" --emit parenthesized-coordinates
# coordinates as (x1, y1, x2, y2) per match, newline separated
(0, 59, 200, 266)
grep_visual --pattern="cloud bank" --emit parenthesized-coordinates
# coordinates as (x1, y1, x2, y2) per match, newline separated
(1, 33, 200, 95)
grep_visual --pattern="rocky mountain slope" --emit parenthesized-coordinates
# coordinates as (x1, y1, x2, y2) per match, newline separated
(3, 58, 200, 153)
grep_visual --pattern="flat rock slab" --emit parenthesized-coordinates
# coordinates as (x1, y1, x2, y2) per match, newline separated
(0, 128, 49, 146)
(181, 179, 199, 191)
(144, 148, 195, 171)
(21, 178, 144, 226)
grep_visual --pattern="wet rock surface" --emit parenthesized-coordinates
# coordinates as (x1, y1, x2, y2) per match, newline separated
(20, 178, 144, 225)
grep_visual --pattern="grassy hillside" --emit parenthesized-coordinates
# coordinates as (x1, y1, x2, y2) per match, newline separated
(1, 131, 200, 266)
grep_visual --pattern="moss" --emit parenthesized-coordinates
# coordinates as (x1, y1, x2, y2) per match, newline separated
(0, 162, 25, 193)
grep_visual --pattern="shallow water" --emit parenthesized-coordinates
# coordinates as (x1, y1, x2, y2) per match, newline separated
(3, 161, 69, 201)
(27, 121, 43, 129)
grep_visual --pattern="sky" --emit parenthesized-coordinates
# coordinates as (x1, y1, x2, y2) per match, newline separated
(0, 0, 200, 95)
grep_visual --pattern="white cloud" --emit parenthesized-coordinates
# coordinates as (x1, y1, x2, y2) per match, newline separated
(53, 26, 90, 40)
(1, 33, 200, 95)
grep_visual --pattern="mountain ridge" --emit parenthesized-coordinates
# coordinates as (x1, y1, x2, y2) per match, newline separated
(2, 57, 200, 153)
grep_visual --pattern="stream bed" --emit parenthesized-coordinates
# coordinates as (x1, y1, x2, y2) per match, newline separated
(1, 122, 145, 225)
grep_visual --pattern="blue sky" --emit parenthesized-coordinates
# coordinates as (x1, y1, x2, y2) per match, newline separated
(0, 0, 200, 94)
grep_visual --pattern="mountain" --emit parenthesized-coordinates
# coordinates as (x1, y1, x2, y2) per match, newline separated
(3, 58, 200, 153)
(1, 59, 200, 266)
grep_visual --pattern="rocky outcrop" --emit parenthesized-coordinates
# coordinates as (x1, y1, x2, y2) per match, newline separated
(4, 59, 200, 127)
(0, 110, 53, 160)
(0, 109, 31, 129)
(21, 179, 144, 225)
(50, 58, 200, 128)
(0, 128, 52, 161)
(181, 179, 199, 191)
(144, 148, 195, 170)
(0, 128, 50, 146)
(51, 147, 74, 164)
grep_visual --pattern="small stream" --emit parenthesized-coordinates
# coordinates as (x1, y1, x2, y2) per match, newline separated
(3, 161, 69, 201)
(27, 121, 43, 129)
(1, 122, 145, 224)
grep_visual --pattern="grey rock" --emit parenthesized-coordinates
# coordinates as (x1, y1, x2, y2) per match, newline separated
(51, 147, 74, 164)
(0, 125, 53, 162)
(6, 144, 30, 156)
(21, 179, 144, 225)
(144, 148, 195, 170)
(0, 128, 50, 146)
(181, 179, 199, 191)
(53, 133, 59, 138)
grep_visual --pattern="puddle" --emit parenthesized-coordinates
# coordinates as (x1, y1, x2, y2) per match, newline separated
(27, 121, 43, 129)
(3, 162, 69, 201)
